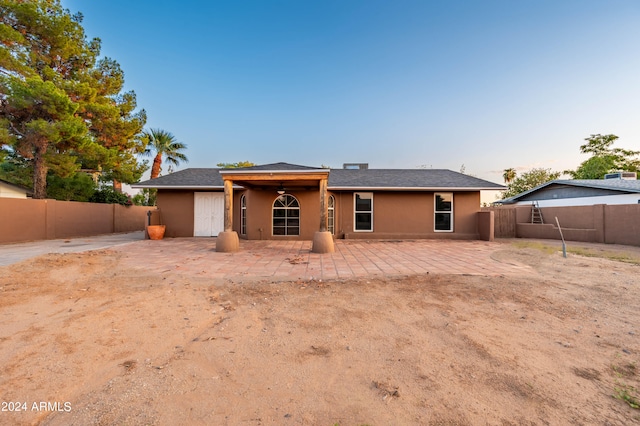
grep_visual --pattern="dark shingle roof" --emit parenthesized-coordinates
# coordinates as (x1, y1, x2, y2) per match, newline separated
(133, 164, 505, 190)
(134, 168, 224, 188)
(561, 179, 640, 192)
(328, 169, 504, 189)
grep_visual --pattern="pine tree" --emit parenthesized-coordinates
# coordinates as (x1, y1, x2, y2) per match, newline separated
(0, 0, 146, 198)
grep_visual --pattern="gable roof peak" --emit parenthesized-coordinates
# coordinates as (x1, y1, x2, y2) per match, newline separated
(237, 162, 322, 171)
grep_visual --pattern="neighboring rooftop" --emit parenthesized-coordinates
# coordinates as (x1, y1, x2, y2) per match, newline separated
(342, 163, 369, 170)
(498, 179, 640, 204)
(0, 178, 33, 196)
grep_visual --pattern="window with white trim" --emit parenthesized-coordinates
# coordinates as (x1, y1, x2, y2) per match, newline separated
(273, 194, 300, 236)
(328, 195, 335, 234)
(434, 193, 453, 232)
(354, 192, 373, 232)
(240, 194, 247, 235)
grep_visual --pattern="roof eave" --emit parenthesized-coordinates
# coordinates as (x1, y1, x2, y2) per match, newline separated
(131, 184, 225, 190)
(328, 186, 504, 191)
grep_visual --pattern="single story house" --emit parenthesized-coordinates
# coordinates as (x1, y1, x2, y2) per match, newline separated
(0, 179, 32, 199)
(133, 162, 505, 252)
(497, 174, 640, 207)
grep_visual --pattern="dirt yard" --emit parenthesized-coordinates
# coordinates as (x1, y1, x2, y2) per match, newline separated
(1, 240, 639, 425)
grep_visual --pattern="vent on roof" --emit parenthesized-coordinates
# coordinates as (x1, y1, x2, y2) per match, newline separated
(343, 163, 368, 170)
(604, 172, 637, 180)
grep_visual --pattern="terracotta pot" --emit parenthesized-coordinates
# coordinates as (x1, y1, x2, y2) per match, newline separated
(147, 225, 166, 240)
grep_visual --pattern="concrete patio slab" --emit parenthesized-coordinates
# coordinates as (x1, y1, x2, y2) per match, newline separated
(112, 238, 533, 281)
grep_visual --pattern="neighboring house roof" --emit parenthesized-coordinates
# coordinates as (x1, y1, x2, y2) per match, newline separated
(0, 178, 33, 196)
(133, 163, 505, 191)
(498, 179, 640, 204)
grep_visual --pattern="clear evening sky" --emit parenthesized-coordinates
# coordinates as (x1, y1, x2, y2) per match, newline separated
(63, 0, 640, 183)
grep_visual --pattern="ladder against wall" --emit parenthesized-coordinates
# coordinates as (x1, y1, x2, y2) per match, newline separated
(531, 201, 544, 224)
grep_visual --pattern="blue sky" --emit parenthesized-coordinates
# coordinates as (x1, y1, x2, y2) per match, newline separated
(63, 0, 640, 183)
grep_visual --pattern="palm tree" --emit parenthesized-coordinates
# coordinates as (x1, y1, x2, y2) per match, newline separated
(503, 168, 516, 184)
(142, 129, 188, 179)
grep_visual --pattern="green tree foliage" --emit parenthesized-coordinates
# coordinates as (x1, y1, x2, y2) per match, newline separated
(0, 0, 146, 198)
(0, 151, 32, 188)
(132, 188, 157, 206)
(89, 187, 131, 205)
(565, 134, 640, 179)
(501, 168, 561, 199)
(1, 74, 89, 198)
(46, 172, 96, 201)
(141, 128, 188, 179)
(216, 161, 256, 168)
(502, 168, 516, 184)
(78, 59, 147, 191)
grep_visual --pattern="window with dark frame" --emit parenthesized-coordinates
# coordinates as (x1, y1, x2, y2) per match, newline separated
(272, 194, 300, 236)
(328, 195, 335, 234)
(240, 194, 247, 235)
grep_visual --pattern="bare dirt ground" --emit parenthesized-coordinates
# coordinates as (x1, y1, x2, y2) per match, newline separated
(1, 240, 639, 425)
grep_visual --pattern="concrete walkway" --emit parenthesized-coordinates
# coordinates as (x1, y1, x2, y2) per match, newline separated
(0, 232, 145, 267)
(113, 238, 532, 281)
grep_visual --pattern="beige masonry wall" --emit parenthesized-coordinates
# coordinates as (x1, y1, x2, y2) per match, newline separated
(155, 190, 197, 238)
(335, 191, 481, 240)
(0, 198, 150, 244)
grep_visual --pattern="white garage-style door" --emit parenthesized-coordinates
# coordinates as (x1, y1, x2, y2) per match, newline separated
(194, 192, 224, 237)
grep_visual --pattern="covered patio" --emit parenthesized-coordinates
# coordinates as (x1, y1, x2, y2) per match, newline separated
(216, 167, 334, 253)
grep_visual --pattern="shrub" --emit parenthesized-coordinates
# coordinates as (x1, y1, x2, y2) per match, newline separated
(90, 188, 132, 206)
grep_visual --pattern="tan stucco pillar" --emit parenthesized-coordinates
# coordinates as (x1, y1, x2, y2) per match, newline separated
(216, 178, 239, 252)
(312, 177, 334, 253)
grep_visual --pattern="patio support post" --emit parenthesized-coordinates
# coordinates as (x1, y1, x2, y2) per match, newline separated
(216, 178, 240, 252)
(312, 177, 335, 253)
(319, 177, 328, 232)
(224, 179, 233, 232)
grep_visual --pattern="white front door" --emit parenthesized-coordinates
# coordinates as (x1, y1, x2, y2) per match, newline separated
(194, 192, 224, 237)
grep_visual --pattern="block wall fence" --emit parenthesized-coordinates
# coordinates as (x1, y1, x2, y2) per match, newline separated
(0, 198, 153, 244)
(483, 204, 640, 247)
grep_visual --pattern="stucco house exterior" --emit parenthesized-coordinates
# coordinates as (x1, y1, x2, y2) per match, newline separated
(133, 162, 504, 252)
(0, 179, 32, 199)
(497, 175, 640, 207)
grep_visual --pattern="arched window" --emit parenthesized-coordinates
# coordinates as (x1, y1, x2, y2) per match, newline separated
(328, 195, 335, 234)
(240, 194, 247, 235)
(273, 194, 300, 236)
